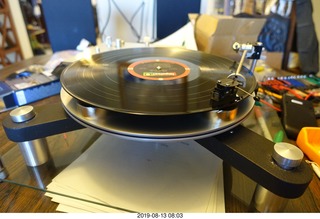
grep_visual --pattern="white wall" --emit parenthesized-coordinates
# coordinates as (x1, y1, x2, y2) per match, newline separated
(96, 0, 156, 43)
(8, 0, 33, 59)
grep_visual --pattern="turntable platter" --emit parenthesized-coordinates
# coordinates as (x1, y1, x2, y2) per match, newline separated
(61, 89, 255, 141)
(60, 47, 256, 115)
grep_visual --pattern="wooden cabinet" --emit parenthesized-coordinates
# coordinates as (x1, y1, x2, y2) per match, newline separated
(0, 0, 22, 67)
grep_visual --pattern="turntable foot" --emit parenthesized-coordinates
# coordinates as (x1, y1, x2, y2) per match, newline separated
(9, 106, 50, 167)
(249, 142, 304, 212)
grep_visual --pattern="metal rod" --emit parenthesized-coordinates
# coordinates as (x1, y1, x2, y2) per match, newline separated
(236, 49, 248, 75)
(250, 59, 258, 74)
(18, 138, 50, 167)
(249, 184, 289, 212)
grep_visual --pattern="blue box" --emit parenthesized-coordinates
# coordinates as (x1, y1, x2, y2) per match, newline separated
(0, 71, 61, 112)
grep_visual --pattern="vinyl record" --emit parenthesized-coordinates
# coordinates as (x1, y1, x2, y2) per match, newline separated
(60, 47, 256, 115)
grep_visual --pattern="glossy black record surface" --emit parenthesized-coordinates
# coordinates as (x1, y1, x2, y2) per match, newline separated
(60, 47, 256, 115)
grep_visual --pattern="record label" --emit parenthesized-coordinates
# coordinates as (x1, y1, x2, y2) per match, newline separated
(127, 59, 190, 81)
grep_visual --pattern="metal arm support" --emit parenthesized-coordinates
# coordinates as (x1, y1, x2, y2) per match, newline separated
(3, 103, 84, 142)
(2, 103, 313, 200)
(196, 127, 313, 199)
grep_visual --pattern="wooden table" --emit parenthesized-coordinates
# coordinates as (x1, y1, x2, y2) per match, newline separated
(0, 55, 319, 213)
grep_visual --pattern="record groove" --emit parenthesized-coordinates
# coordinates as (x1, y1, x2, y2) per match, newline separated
(60, 47, 256, 115)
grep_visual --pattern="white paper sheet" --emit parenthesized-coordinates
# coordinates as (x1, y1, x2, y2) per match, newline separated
(152, 22, 198, 50)
(46, 135, 225, 212)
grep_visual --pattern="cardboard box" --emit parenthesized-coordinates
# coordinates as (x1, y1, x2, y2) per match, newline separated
(265, 52, 283, 70)
(265, 51, 300, 71)
(193, 14, 266, 61)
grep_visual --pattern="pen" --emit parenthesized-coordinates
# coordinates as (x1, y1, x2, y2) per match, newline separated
(273, 130, 284, 143)
(306, 160, 320, 179)
(258, 88, 282, 100)
(254, 106, 273, 141)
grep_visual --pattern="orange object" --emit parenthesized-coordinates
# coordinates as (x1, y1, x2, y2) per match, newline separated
(296, 127, 320, 165)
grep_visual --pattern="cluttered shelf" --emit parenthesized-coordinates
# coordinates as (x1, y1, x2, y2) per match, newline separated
(0, 53, 319, 212)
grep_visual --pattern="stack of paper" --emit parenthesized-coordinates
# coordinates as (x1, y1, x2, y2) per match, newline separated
(46, 135, 225, 213)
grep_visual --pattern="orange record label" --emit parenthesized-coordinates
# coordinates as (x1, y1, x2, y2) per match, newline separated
(127, 59, 190, 81)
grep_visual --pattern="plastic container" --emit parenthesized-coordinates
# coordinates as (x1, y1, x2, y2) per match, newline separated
(296, 127, 320, 165)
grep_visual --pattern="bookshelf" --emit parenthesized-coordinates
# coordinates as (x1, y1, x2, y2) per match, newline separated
(0, 0, 22, 67)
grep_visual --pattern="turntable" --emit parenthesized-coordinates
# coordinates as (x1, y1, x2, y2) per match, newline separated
(59, 46, 257, 141)
(2, 45, 313, 212)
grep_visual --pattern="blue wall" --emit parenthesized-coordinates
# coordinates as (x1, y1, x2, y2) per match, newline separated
(157, 0, 200, 39)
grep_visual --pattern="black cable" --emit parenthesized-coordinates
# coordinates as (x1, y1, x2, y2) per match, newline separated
(129, 1, 145, 41)
(139, 2, 145, 41)
(100, 0, 112, 38)
(99, 0, 148, 42)
(111, 0, 140, 39)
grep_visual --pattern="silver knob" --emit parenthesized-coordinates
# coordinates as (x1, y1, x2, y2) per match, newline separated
(115, 38, 125, 48)
(272, 142, 304, 170)
(10, 105, 35, 123)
